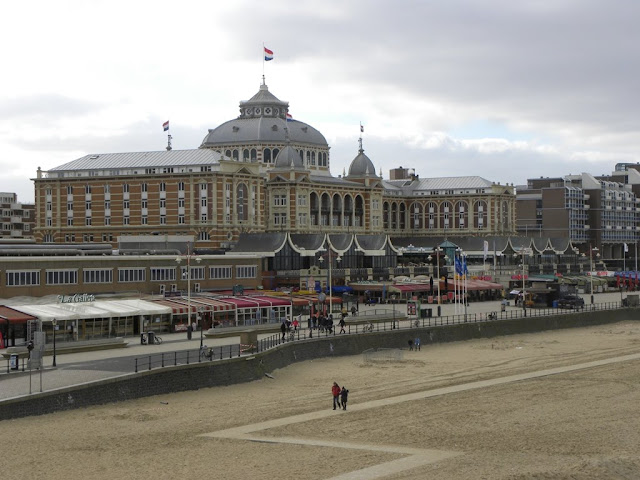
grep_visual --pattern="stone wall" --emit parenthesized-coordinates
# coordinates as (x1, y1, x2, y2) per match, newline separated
(1, 308, 637, 421)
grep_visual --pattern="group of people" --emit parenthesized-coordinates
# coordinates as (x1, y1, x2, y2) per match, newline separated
(331, 382, 349, 410)
(280, 317, 300, 341)
(407, 337, 421, 351)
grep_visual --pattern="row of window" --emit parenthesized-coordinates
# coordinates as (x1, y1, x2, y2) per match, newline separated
(4, 265, 258, 286)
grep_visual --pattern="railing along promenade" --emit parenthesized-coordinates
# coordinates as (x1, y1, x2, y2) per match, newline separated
(133, 301, 625, 372)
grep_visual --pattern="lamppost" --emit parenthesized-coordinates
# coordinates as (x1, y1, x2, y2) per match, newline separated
(52, 318, 57, 367)
(514, 248, 532, 316)
(318, 246, 341, 316)
(427, 246, 443, 316)
(589, 246, 599, 304)
(176, 252, 202, 345)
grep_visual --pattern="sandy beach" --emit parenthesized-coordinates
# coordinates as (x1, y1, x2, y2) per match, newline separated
(3, 320, 640, 479)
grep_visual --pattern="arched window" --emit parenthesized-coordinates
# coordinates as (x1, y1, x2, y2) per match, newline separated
(263, 148, 272, 163)
(310, 192, 320, 226)
(440, 202, 451, 229)
(474, 201, 487, 229)
(399, 203, 406, 230)
(242, 149, 250, 162)
(225, 149, 232, 158)
(232, 150, 239, 161)
(273, 148, 280, 159)
(250, 149, 257, 162)
(411, 202, 423, 229)
(332, 194, 342, 226)
(311, 152, 316, 166)
(456, 201, 468, 229)
(383, 202, 390, 229)
(428, 202, 436, 229)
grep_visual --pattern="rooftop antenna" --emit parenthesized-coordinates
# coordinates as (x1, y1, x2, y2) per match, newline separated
(166, 134, 172, 151)
(359, 122, 364, 152)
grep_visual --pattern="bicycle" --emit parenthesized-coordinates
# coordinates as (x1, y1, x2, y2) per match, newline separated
(142, 333, 163, 345)
(199, 345, 214, 360)
(413, 319, 420, 328)
(362, 322, 374, 333)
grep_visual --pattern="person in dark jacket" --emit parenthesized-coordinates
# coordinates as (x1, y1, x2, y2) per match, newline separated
(340, 386, 349, 410)
(280, 321, 287, 341)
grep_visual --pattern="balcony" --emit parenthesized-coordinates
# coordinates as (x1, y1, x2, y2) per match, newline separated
(10, 216, 22, 223)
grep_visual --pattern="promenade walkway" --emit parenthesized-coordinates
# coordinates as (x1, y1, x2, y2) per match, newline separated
(0, 292, 628, 401)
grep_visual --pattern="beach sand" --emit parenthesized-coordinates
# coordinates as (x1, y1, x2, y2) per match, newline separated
(3, 321, 640, 479)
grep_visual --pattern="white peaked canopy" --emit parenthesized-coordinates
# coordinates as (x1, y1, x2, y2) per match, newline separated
(10, 299, 171, 322)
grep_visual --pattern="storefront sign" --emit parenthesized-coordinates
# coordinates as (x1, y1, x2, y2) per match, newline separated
(57, 293, 96, 304)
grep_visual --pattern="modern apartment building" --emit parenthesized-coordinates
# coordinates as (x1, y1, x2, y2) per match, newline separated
(0, 192, 35, 240)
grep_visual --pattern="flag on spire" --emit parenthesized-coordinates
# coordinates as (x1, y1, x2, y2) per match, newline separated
(360, 123, 364, 133)
(264, 47, 274, 61)
(163, 121, 169, 131)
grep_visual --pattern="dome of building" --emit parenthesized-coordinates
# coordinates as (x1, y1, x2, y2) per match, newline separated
(200, 84, 328, 148)
(347, 144, 378, 177)
(273, 145, 305, 169)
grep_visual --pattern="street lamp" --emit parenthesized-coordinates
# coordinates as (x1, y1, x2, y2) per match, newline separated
(514, 248, 532, 316)
(427, 246, 443, 316)
(175, 253, 202, 345)
(589, 246, 599, 304)
(318, 247, 341, 317)
(52, 318, 57, 367)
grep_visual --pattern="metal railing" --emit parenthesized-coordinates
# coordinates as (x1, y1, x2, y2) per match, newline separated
(132, 301, 626, 373)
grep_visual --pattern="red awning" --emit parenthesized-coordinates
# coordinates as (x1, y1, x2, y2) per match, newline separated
(216, 297, 260, 309)
(249, 295, 291, 306)
(391, 284, 432, 293)
(0, 306, 37, 324)
(152, 299, 196, 315)
(190, 298, 234, 312)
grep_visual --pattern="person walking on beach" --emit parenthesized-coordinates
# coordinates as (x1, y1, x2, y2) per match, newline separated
(332, 382, 342, 410)
(414, 337, 421, 351)
(340, 386, 349, 410)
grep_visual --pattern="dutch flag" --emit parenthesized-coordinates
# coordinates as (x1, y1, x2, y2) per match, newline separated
(264, 47, 274, 61)
(286, 113, 293, 122)
(163, 121, 169, 132)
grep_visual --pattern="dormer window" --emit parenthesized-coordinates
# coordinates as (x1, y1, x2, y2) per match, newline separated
(232, 126, 240, 132)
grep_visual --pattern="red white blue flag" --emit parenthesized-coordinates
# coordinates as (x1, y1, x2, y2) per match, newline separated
(286, 113, 293, 122)
(163, 121, 169, 131)
(264, 47, 274, 61)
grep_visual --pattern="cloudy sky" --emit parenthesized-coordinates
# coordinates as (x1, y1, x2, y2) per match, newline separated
(2, 0, 638, 202)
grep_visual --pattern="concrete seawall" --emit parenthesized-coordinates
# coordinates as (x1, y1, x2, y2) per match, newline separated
(1, 307, 638, 421)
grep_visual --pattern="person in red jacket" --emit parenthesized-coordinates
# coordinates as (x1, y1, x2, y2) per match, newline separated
(332, 382, 342, 410)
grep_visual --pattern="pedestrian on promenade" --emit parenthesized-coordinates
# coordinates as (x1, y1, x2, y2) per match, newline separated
(339, 317, 346, 334)
(332, 382, 342, 410)
(340, 387, 349, 410)
(414, 337, 421, 351)
(280, 321, 287, 341)
(292, 317, 299, 331)
(351, 305, 357, 316)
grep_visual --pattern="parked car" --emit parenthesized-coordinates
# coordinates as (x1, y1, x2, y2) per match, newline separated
(558, 295, 585, 309)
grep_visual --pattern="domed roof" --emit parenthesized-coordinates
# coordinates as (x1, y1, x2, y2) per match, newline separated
(273, 145, 305, 169)
(347, 144, 378, 178)
(200, 83, 328, 148)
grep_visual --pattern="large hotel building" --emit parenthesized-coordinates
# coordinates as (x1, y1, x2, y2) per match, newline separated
(33, 81, 516, 248)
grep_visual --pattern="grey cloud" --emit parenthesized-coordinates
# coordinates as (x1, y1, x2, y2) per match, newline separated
(0, 94, 104, 120)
